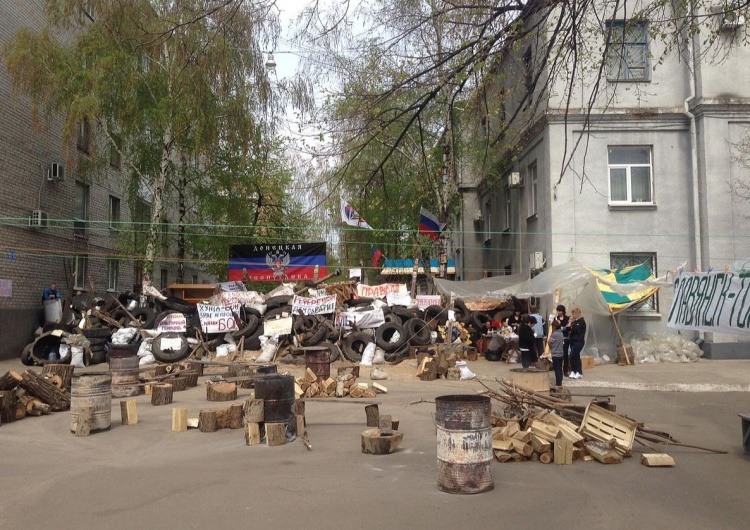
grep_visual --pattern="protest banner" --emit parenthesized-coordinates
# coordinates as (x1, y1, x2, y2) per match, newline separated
(336, 308, 386, 329)
(386, 292, 413, 307)
(219, 281, 246, 292)
(416, 295, 442, 311)
(197, 304, 239, 334)
(264, 316, 293, 337)
(207, 291, 264, 307)
(667, 271, 750, 334)
(291, 294, 337, 316)
(356, 283, 407, 299)
(156, 312, 187, 333)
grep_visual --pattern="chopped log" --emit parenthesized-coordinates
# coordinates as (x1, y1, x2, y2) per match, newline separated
(572, 447, 585, 461)
(44, 374, 64, 390)
(585, 440, 623, 464)
(511, 453, 528, 462)
(530, 420, 560, 442)
(266, 422, 287, 446)
(206, 382, 237, 402)
(295, 382, 304, 398)
(554, 436, 573, 465)
(0, 370, 22, 391)
(244, 399, 264, 423)
(75, 405, 92, 437)
(15, 401, 27, 421)
(19, 369, 70, 411)
(343, 377, 356, 389)
(391, 418, 400, 430)
(0, 390, 16, 424)
(296, 414, 306, 437)
(416, 355, 437, 381)
(539, 451, 553, 464)
(445, 367, 460, 381)
(144, 383, 153, 395)
(514, 429, 532, 443)
(505, 421, 520, 438)
(167, 376, 189, 392)
(335, 381, 345, 397)
(154, 365, 169, 377)
(304, 368, 318, 384)
(641, 453, 675, 467)
(365, 404, 380, 427)
(530, 452, 540, 462)
(151, 384, 174, 406)
(245, 422, 262, 445)
(557, 423, 585, 447)
(198, 409, 218, 432)
(321, 377, 337, 394)
(511, 438, 534, 457)
(182, 371, 199, 388)
(494, 450, 514, 463)
(378, 414, 393, 435)
(350, 386, 363, 398)
(172, 407, 188, 432)
(220, 403, 244, 429)
(361, 428, 404, 454)
(531, 435, 552, 454)
(493, 438, 514, 451)
(120, 400, 138, 425)
(295, 399, 305, 417)
(372, 382, 388, 394)
(19, 394, 51, 416)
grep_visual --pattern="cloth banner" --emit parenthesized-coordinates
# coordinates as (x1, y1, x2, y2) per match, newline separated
(208, 291, 264, 307)
(336, 308, 386, 329)
(416, 295, 442, 311)
(357, 283, 407, 299)
(229, 243, 327, 282)
(667, 271, 750, 334)
(156, 313, 187, 333)
(197, 304, 240, 334)
(291, 294, 337, 316)
(386, 292, 413, 307)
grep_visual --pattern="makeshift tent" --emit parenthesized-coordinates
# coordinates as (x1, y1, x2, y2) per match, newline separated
(432, 273, 527, 308)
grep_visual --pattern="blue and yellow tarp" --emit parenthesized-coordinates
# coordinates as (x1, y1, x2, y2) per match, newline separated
(587, 263, 659, 312)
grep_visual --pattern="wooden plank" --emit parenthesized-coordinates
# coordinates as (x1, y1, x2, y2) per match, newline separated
(172, 407, 188, 432)
(245, 422, 261, 446)
(74, 405, 92, 437)
(641, 453, 675, 467)
(586, 440, 623, 464)
(554, 436, 573, 465)
(529, 420, 560, 442)
(266, 422, 287, 446)
(296, 414, 306, 437)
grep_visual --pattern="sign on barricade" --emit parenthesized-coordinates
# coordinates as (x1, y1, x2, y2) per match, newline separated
(357, 283, 406, 299)
(291, 294, 337, 316)
(197, 304, 240, 334)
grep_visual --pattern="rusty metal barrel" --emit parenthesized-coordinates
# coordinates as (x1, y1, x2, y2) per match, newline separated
(435, 394, 493, 494)
(304, 346, 331, 382)
(109, 355, 141, 397)
(254, 374, 296, 439)
(70, 373, 112, 432)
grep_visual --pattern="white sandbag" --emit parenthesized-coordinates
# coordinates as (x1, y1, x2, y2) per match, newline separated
(71, 346, 85, 368)
(139, 353, 156, 366)
(216, 344, 231, 357)
(455, 360, 476, 380)
(372, 347, 386, 365)
(370, 368, 389, 380)
(111, 327, 138, 345)
(256, 336, 277, 363)
(360, 342, 377, 366)
(137, 338, 153, 358)
(59, 344, 70, 360)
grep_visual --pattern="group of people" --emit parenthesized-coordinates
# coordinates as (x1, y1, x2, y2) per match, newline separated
(478, 303, 587, 388)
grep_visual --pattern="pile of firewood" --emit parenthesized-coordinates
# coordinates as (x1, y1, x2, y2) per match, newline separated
(295, 367, 386, 399)
(0, 366, 74, 425)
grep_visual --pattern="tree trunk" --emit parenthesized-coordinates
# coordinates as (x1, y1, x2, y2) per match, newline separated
(19, 369, 70, 411)
(176, 161, 187, 284)
(144, 128, 172, 280)
(0, 390, 16, 424)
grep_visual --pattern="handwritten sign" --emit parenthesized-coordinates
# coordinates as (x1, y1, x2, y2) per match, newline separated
(207, 291, 263, 307)
(156, 313, 187, 333)
(197, 304, 239, 334)
(264, 316, 293, 336)
(386, 292, 413, 307)
(308, 288, 327, 298)
(291, 294, 337, 316)
(667, 272, 750, 334)
(416, 295, 442, 311)
(336, 308, 385, 329)
(357, 283, 407, 299)
(219, 281, 246, 292)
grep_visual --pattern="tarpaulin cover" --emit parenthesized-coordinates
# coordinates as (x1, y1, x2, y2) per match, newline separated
(586, 263, 659, 312)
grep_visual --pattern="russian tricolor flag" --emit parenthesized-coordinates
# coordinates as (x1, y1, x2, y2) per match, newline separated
(418, 207, 445, 241)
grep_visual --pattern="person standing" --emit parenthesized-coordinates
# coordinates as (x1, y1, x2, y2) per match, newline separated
(555, 305, 571, 376)
(548, 320, 565, 386)
(568, 307, 587, 379)
(42, 282, 60, 301)
(517, 315, 537, 369)
(529, 305, 544, 358)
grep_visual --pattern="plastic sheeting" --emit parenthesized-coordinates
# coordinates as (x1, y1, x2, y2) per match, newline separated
(432, 274, 527, 304)
(628, 332, 703, 363)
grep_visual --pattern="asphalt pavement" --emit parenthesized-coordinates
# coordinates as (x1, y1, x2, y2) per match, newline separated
(1, 356, 749, 530)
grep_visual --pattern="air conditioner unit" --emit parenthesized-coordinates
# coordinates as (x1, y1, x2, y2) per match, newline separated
(473, 210, 484, 223)
(29, 209, 49, 228)
(47, 163, 64, 181)
(508, 171, 522, 188)
(529, 251, 545, 270)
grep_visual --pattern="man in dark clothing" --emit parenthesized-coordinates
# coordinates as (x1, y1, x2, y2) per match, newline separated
(555, 305, 571, 376)
(517, 315, 537, 369)
(42, 282, 60, 301)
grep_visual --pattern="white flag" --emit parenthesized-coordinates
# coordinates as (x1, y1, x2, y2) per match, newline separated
(341, 199, 373, 229)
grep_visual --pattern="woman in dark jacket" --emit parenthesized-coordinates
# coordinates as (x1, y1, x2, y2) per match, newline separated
(517, 315, 537, 369)
(567, 307, 586, 379)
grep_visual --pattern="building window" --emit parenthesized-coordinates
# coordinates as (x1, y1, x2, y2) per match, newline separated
(160, 269, 169, 290)
(73, 255, 88, 290)
(523, 47, 533, 93)
(74, 181, 89, 236)
(605, 21, 650, 82)
(77, 119, 91, 154)
(608, 146, 653, 205)
(107, 260, 118, 291)
(484, 200, 492, 244)
(108, 196, 120, 229)
(610, 253, 659, 312)
(527, 162, 538, 217)
(192, 274, 198, 284)
(109, 135, 122, 169)
(133, 263, 144, 293)
(504, 192, 511, 231)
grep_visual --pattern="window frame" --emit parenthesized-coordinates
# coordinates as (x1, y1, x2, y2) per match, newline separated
(74, 181, 89, 237)
(607, 146, 654, 206)
(483, 200, 492, 244)
(108, 195, 121, 229)
(504, 191, 511, 231)
(527, 161, 538, 218)
(610, 252, 659, 313)
(77, 119, 91, 154)
(605, 20, 651, 82)
(73, 255, 88, 291)
(107, 260, 118, 291)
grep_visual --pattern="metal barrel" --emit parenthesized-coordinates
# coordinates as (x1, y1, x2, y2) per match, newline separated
(70, 373, 112, 432)
(254, 374, 296, 439)
(109, 355, 141, 398)
(435, 394, 494, 494)
(304, 347, 331, 382)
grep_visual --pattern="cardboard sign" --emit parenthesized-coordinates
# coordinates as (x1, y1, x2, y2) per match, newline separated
(386, 292, 413, 307)
(264, 316, 293, 337)
(416, 295, 442, 311)
(291, 294, 337, 316)
(197, 304, 239, 333)
(349, 268, 362, 279)
(156, 313, 187, 333)
(219, 281, 246, 292)
(357, 283, 407, 299)
(308, 288, 327, 298)
(336, 308, 385, 329)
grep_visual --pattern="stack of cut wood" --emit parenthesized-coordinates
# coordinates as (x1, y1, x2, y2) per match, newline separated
(294, 368, 386, 398)
(0, 367, 73, 425)
(491, 412, 586, 464)
(416, 346, 459, 381)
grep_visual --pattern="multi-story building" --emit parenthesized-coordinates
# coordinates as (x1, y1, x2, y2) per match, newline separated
(0, 1, 211, 360)
(455, 5, 750, 356)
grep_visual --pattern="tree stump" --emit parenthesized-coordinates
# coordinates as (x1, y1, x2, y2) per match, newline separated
(0, 390, 16, 424)
(198, 409, 218, 432)
(154, 365, 169, 377)
(167, 376, 189, 392)
(182, 371, 199, 387)
(42, 364, 75, 392)
(206, 382, 237, 402)
(75, 405, 93, 437)
(19, 369, 70, 411)
(244, 399, 264, 423)
(189, 363, 204, 377)
(215, 403, 244, 429)
(120, 400, 138, 425)
(365, 404, 380, 427)
(361, 428, 404, 454)
(151, 384, 174, 406)
(265, 422, 287, 446)
(172, 407, 188, 432)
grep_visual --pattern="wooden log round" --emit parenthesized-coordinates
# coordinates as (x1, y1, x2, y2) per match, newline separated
(361, 428, 404, 454)
(198, 409, 218, 432)
(167, 376, 189, 392)
(365, 404, 380, 427)
(151, 384, 174, 406)
(0, 370, 22, 391)
(19, 369, 70, 411)
(182, 371, 199, 388)
(0, 390, 17, 424)
(42, 364, 75, 392)
(206, 382, 237, 402)
(19, 394, 52, 416)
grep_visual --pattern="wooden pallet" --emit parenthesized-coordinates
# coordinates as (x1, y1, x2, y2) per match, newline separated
(579, 403, 638, 453)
